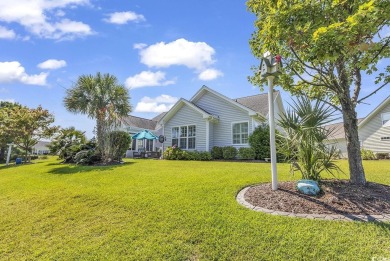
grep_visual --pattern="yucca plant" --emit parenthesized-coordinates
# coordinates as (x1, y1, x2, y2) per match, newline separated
(278, 96, 342, 181)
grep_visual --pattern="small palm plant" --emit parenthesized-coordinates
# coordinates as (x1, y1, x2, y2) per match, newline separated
(278, 96, 341, 181)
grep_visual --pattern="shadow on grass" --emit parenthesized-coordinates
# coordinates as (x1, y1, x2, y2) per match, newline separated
(47, 161, 136, 175)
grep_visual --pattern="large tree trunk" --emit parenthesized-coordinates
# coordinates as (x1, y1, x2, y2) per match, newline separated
(340, 98, 366, 185)
(96, 116, 105, 159)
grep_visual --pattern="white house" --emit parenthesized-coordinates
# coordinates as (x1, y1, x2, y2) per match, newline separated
(325, 95, 390, 157)
(121, 85, 285, 155)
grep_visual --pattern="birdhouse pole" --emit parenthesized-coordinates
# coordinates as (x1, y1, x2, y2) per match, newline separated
(260, 51, 282, 191)
(6, 143, 14, 166)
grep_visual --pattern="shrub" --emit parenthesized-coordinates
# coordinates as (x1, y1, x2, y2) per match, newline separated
(211, 146, 223, 159)
(108, 131, 131, 161)
(361, 149, 376, 160)
(278, 96, 341, 181)
(164, 147, 185, 160)
(73, 149, 101, 165)
(376, 152, 389, 160)
(164, 148, 212, 161)
(249, 124, 271, 160)
(238, 147, 256, 160)
(222, 146, 237, 160)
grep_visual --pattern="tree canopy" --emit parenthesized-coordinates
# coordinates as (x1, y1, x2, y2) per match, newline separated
(64, 72, 131, 162)
(247, 0, 390, 185)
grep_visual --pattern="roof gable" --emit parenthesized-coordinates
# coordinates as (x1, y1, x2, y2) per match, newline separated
(190, 85, 262, 118)
(358, 95, 390, 128)
(158, 98, 216, 125)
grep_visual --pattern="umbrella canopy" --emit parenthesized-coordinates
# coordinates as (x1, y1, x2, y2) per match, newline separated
(132, 130, 158, 140)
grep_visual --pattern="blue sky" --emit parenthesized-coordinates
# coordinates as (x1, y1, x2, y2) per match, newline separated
(0, 0, 388, 138)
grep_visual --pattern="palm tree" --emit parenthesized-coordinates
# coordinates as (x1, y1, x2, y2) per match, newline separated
(278, 96, 341, 181)
(64, 73, 131, 161)
(49, 127, 87, 159)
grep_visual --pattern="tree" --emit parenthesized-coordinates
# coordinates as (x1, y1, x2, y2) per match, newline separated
(0, 102, 23, 161)
(8, 105, 58, 162)
(64, 73, 131, 162)
(278, 96, 341, 181)
(48, 127, 87, 159)
(247, 0, 390, 185)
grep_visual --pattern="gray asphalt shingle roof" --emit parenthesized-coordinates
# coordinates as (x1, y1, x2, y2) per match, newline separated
(123, 91, 277, 130)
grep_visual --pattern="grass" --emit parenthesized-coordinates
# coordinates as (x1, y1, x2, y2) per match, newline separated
(0, 158, 389, 260)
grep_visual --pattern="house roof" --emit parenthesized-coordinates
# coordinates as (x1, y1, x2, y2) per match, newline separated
(158, 98, 216, 124)
(151, 112, 167, 122)
(234, 91, 279, 116)
(324, 118, 365, 139)
(122, 86, 282, 130)
(121, 115, 157, 130)
(190, 85, 261, 118)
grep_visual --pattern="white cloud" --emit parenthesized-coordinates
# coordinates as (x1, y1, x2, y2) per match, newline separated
(137, 38, 216, 71)
(125, 71, 175, 89)
(0, 61, 48, 86)
(0, 98, 15, 103)
(135, 95, 178, 113)
(0, 0, 93, 40)
(104, 11, 145, 24)
(198, 68, 223, 81)
(0, 25, 16, 39)
(37, 59, 67, 70)
(133, 43, 147, 49)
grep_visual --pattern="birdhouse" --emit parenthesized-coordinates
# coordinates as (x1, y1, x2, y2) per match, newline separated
(260, 52, 282, 79)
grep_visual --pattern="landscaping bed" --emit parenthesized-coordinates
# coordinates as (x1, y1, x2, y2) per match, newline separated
(245, 180, 390, 215)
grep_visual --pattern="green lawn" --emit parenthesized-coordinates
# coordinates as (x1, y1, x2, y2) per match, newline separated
(0, 158, 389, 260)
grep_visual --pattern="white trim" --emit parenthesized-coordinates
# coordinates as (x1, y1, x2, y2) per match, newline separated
(359, 95, 390, 128)
(231, 121, 250, 145)
(158, 98, 215, 125)
(381, 112, 390, 126)
(191, 85, 262, 117)
(206, 120, 210, 151)
(171, 124, 197, 150)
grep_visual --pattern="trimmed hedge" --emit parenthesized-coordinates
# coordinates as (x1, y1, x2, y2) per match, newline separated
(163, 147, 211, 161)
(211, 146, 223, 160)
(238, 147, 256, 160)
(222, 146, 237, 160)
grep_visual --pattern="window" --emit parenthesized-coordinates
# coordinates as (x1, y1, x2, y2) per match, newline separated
(171, 125, 196, 149)
(172, 127, 179, 147)
(232, 122, 249, 144)
(382, 112, 390, 126)
(180, 126, 187, 149)
(188, 125, 196, 149)
(381, 137, 390, 141)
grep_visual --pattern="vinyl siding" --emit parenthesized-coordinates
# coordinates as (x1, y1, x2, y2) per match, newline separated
(359, 103, 390, 153)
(194, 92, 253, 149)
(164, 104, 207, 151)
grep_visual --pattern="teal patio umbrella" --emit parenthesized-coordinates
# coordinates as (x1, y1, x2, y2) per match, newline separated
(132, 130, 158, 140)
(132, 130, 158, 151)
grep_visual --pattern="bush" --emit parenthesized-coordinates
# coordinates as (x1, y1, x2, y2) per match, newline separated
(222, 146, 237, 160)
(211, 146, 223, 160)
(164, 147, 185, 160)
(361, 149, 376, 160)
(164, 147, 212, 161)
(249, 124, 270, 160)
(238, 147, 256, 160)
(108, 131, 131, 161)
(74, 149, 101, 165)
(376, 152, 389, 160)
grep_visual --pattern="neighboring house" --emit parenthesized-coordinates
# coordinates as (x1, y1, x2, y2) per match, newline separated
(32, 141, 51, 155)
(325, 95, 390, 157)
(120, 85, 284, 156)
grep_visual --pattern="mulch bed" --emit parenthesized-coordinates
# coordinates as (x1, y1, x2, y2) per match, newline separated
(244, 180, 390, 215)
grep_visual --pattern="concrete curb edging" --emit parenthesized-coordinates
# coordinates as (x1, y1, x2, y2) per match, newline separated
(236, 186, 390, 222)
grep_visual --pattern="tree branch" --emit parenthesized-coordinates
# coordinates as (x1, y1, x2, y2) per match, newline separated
(357, 81, 390, 104)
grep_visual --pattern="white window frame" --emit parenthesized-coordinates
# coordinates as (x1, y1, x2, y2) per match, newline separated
(381, 112, 390, 126)
(171, 124, 196, 150)
(232, 121, 249, 145)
